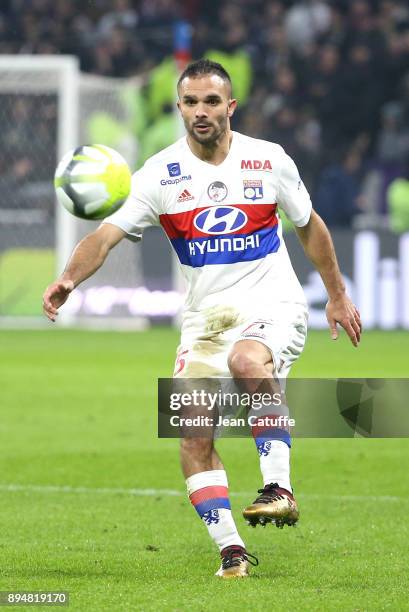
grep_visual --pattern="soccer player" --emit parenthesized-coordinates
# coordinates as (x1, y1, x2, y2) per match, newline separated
(43, 59, 361, 579)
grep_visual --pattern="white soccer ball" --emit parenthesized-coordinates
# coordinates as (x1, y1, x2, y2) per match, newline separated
(54, 144, 131, 220)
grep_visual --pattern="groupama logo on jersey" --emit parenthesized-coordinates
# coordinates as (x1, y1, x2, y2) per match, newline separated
(194, 206, 248, 235)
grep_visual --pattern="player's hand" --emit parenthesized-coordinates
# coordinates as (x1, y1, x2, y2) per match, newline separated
(325, 295, 362, 347)
(42, 280, 74, 322)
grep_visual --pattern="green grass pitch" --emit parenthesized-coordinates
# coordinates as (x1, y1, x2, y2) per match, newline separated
(1, 328, 408, 610)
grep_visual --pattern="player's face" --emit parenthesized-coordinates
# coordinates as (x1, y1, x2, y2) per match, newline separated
(177, 74, 237, 145)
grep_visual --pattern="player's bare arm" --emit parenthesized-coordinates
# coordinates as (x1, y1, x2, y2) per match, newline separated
(295, 209, 362, 347)
(42, 223, 125, 321)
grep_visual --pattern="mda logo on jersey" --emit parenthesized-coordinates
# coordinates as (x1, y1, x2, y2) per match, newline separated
(167, 162, 181, 177)
(194, 206, 248, 235)
(241, 159, 273, 171)
(243, 179, 263, 201)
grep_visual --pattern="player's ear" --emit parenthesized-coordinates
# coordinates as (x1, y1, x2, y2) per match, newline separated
(228, 98, 237, 117)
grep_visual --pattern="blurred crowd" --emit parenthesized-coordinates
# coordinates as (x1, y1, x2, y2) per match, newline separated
(1, 0, 409, 228)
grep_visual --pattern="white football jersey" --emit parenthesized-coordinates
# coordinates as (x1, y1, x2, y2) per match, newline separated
(103, 131, 312, 316)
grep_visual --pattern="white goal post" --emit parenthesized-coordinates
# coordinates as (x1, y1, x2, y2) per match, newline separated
(0, 56, 79, 279)
(0, 55, 163, 328)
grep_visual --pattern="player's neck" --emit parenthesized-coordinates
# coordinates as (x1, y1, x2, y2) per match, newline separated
(187, 130, 233, 166)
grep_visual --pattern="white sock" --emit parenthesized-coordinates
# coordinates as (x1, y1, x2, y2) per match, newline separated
(258, 440, 292, 492)
(186, 469, 245, 552)
(250, 398, 293, 492)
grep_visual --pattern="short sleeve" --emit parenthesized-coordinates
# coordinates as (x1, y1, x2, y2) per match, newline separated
(277, 152, 312, 227)
(101, 167, 160, 241)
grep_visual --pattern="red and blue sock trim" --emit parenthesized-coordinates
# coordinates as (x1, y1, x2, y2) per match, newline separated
(251, 417, 291, 448)
(189, 485, 231, 517)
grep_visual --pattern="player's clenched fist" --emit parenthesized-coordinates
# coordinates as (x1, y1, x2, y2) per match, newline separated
(42, 280, 74, 322)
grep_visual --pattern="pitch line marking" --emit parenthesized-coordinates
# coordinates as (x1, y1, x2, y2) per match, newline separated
(0, 483, 407, 503)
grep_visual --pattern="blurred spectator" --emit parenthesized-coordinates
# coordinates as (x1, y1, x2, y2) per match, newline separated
(313, 147, 365, 227)
(294, 108, 321, 192)
(139, 103, 177, 162)
(285, 0, 331, 52)
(264, 65, 299, 117)
(269, 106, 299, 160)
(97, 0, 138, 37)
(320, 3, 347, 47)
(106, 26, 138, 76)
(0, 95, 56, 212)
(383, 22, 409, 100)
(263, 25, 293, 77)
(238, 85, 269, 138)
(139, 0, 181, 27)
(306, 44, 342, 148)
(387, 156, 409, 232)
(377, 102, 409, 163)
(345, 0, 388, 64)
(264, 0, 285, 26)
(335, 42, 382, 145)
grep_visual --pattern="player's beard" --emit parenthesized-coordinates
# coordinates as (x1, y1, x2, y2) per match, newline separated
(185, 112, 229, 146)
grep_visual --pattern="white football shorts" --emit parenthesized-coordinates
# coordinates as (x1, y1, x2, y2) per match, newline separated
(174, 303, 308, 379)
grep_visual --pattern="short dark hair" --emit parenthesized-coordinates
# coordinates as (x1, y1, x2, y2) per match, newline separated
(177, 59, 232, 96)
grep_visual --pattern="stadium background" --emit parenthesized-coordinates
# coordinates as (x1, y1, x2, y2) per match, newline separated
(1, 1, 408, 610)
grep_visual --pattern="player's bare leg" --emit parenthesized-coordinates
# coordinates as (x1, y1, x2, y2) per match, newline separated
(181, 436, 258, 577)
(180, 437, 223, 476)
(228, 340, 299, 528)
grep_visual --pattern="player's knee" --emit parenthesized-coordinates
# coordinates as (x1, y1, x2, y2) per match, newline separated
(228, 351, 261, 378)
